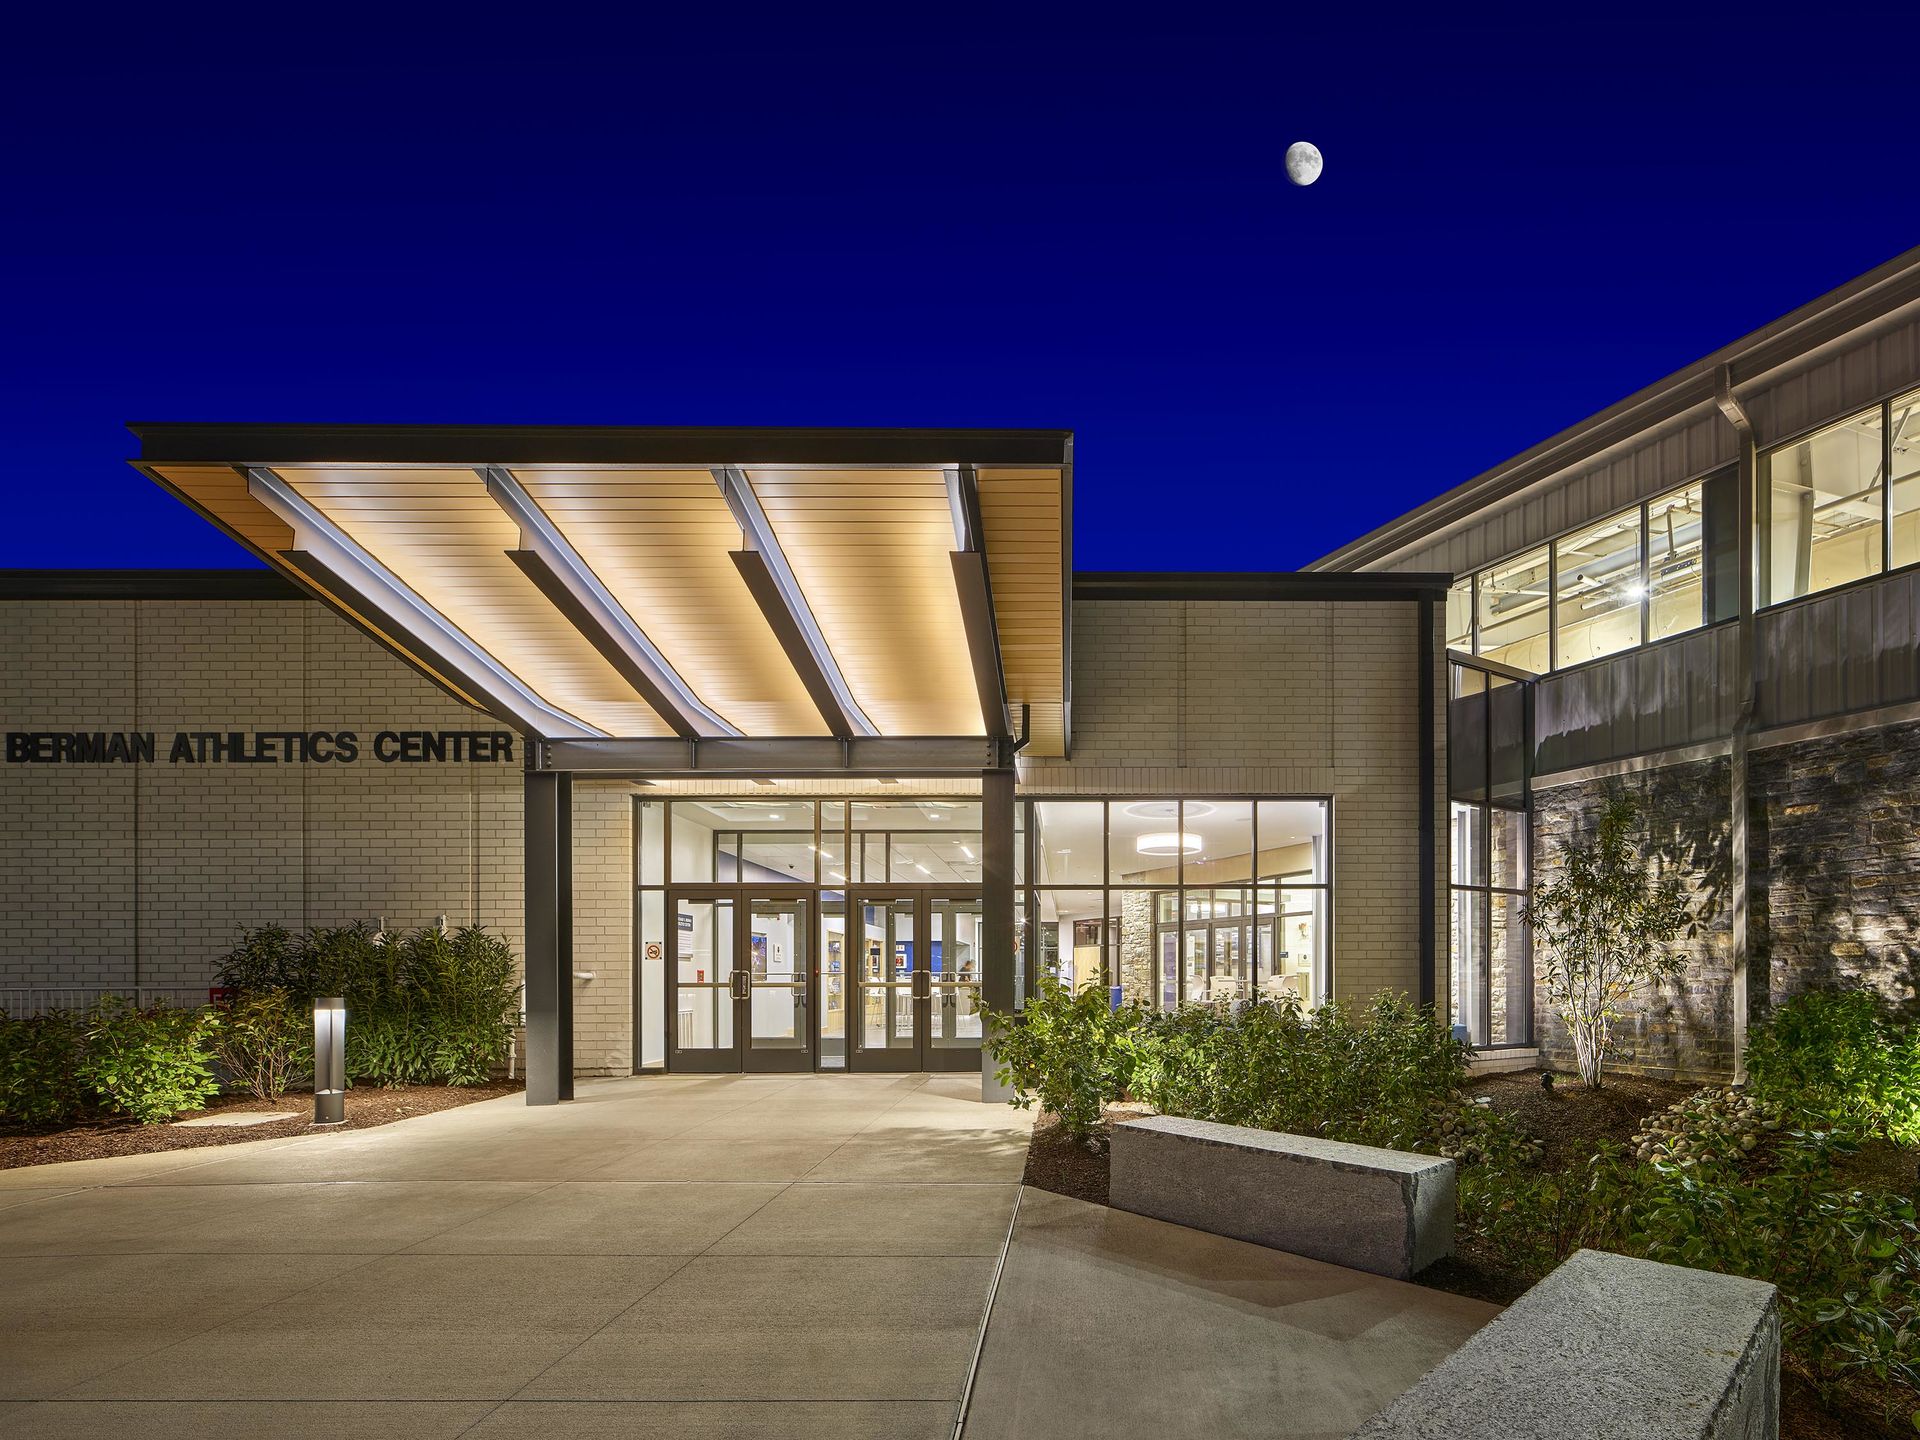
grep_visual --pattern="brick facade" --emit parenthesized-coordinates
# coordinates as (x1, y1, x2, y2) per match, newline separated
(1019, 597, 1447, 1008)
(0, 597, 637, 1079)
(4, 589, 1442, 1075)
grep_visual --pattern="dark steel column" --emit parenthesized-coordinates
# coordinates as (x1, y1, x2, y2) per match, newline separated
(1718, 364, 1761, 1081)
(524, 768, 574, 1105)
(981, 767, 1016, 1014)
(1417, 596, 1438, 1009)
(980, 764, 1017, 1102)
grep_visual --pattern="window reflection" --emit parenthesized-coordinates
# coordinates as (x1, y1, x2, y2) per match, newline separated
(1891, 388, 1920, 572)
(1554, 507, 1643, 666)
(1476, 546, 1551, 671)
(1647, 484, 1706, 640)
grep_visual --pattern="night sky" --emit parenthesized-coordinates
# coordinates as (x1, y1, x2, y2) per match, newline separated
(4, 6, 1915, 573)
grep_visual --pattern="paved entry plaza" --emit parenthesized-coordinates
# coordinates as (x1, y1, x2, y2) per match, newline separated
(0, 1075, 1494, 1438)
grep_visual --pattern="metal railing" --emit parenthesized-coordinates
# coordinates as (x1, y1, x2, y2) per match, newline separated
(0, 986, 212, 1017)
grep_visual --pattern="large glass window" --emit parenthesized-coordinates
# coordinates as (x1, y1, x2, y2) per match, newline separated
(1476, 545, 1551, 671)
(1758, 407, 1884, 606)
(1026, 798, 1330, 1012)
(1891, 387, 1920, 572)
(1554, 506, 1643, 666)
(1446, 576, 1474, 653)
(1455, 470, 1728, 675)
(1647, 482, 1707, 640)
(1448, 656, 1533, 1048)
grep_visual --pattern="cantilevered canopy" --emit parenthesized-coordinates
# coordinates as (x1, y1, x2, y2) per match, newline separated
(132, 426, 1073, 758)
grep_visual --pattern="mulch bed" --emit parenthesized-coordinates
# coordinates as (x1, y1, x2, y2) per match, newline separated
(1014, 1068, 1916, 1440)
(0, 1081, 524, 1170)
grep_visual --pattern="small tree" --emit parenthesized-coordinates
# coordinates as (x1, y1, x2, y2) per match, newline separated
(1525, 791, 1688, 1088)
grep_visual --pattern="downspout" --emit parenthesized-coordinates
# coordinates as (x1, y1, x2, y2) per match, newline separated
(1714, 363, 1761, 1083)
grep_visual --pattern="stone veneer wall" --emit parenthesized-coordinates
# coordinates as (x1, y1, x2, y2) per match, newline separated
(1753, 717, 1920, 1013)
(0, 596, 637, 1078)
(1529, 757, 1736, 1081)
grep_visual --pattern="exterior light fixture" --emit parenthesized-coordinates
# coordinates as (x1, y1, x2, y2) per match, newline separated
(314, 996, 346, 1125)
(1137, 832, 1202, 857)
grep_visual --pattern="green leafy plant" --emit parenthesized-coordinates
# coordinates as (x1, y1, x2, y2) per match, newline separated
(214, 923, 306, 994)
(984, 979, 1140, 1142)
(1525, 790, 1689, 1087)
(217, 922, 521, 1088)
(1130, 991, 1469, 1150)
(0, 1010, 91, 1127)
(78, 998, 222, 1123)
(1746, 990, 1920, 1144)
(209, 989, 312, 1101)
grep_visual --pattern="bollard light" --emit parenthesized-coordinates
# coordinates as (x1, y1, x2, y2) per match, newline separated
(314, 996, 346, 1125)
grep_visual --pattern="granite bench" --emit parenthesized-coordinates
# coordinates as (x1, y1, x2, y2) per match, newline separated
(1107, 1115, 1455, 1279)
(1353, 1248, 1779, 1440)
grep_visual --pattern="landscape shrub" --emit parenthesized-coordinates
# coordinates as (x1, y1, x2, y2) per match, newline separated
(1745, 990, 1920, 1144)
(1460, 1084, 1920, 1411)
(1129, 991, 1469, 1150)
(78, 998, 222, 1123)
(217, 921, 522, 1088)
(984, 979, 1140, 1142)
(0, 1010, 91, 1126)
(209, 989, 312, 1100)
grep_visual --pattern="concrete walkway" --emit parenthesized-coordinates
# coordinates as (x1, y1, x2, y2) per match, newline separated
(0, 1073, 1031, 1439)
(962, 1188, 1502, 1440)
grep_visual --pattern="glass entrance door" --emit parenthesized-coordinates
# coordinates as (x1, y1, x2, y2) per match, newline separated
(852, 895, 920, 1071)
(667, 890, 812, 1073)
(849, 892, 984, 1072)
(927, 895, 985, 1071)
(743, 897, 810, 1073)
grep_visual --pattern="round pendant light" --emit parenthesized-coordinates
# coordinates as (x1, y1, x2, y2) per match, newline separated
(1136, 831, 1202, 857)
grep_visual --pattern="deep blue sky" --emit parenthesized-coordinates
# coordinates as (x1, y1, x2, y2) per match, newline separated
(4, 5, 1915, 572)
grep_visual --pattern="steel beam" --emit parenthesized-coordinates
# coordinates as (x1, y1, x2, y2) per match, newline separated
(484, 467, 738, 740)
(246, 467, 601, 739)
(946, 465, 1012, 738)
(713, 466, 877, 737)
(534, 734, 1007, 776)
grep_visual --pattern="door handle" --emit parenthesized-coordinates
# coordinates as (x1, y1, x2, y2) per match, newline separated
(912, 970, 931, 1001)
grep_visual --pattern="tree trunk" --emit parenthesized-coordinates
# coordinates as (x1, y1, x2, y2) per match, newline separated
(1571, 1020, 1604, 1088)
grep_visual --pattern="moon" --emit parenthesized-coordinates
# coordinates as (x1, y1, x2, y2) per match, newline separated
(1285, 140, 1324, 187)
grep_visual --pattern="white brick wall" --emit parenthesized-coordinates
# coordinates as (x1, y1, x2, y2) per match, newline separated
(2, 589, 1448, 1070)
(1022, 597, 1448, 1007)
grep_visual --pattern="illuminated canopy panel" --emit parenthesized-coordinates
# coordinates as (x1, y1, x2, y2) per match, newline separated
(978, 467, 1067, 756)
(510, 469, 828, 736)
(747, 468, 982, 737)
(276, 467, 675, 737)
(131, 427, 1071, 754)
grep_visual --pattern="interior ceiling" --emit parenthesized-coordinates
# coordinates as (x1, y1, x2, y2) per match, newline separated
(144, 457, 1067, 751)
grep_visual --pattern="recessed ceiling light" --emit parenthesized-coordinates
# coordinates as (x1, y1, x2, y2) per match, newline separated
(767, 813, 784, 821)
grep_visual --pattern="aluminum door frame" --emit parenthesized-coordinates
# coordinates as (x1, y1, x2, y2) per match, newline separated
(665, 886, 816, 1073)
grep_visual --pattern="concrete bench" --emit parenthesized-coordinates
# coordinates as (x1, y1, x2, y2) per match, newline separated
(1353, 1249, 1779, 1440)
(1108, 1115, 1455, 1279)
